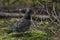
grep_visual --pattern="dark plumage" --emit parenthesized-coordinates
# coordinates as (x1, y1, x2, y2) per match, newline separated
(7, 8, 32, 34)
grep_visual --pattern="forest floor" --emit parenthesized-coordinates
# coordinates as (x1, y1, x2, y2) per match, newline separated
(0, 25, 47, 40)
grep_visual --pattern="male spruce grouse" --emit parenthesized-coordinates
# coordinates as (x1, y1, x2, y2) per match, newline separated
(7, 8, 32, 34)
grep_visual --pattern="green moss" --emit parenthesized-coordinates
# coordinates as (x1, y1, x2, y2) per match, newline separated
(0, 27, 48, 40)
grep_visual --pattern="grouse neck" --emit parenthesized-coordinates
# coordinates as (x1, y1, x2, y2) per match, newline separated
(24, 12, 31, 20)
(24, 9, 32, 20)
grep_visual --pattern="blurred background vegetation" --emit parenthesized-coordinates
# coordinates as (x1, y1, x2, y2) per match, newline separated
(0, 0, 59, 8)
(0, 0, 60, 40)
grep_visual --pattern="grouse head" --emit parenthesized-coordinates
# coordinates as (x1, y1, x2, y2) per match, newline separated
(24, 8, 32, 19)
(20, 8, 32, 20)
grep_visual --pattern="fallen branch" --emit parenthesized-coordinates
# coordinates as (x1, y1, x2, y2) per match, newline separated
(0, 12, 50, 19)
